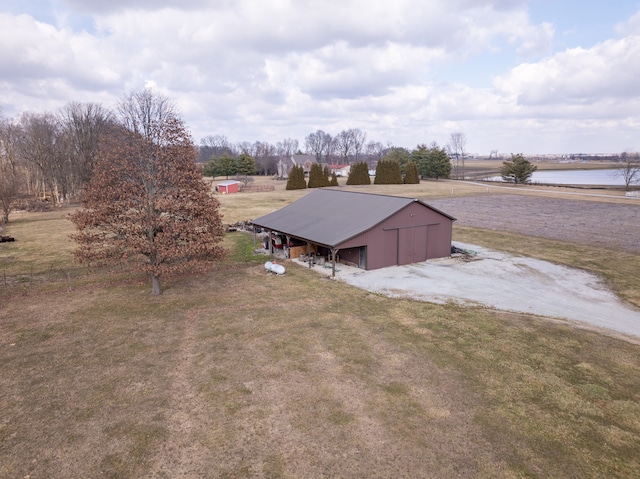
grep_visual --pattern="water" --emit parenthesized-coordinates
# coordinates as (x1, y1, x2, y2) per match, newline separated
(487, 168, 626, 186)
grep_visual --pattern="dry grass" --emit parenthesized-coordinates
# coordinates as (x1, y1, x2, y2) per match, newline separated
(1, 186, 640, 478)
(0, 208, 76, 276)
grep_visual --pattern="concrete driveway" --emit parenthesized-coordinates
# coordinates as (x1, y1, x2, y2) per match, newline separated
(328, 242, 640, 339)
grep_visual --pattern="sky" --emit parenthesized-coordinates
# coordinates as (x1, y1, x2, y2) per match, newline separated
(2, 0, 640, 155)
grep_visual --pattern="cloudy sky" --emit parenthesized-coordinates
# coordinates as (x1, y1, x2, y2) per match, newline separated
(2, 0, 640, 155)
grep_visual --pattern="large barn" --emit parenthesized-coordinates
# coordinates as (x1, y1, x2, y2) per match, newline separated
(252, 189, 456, 276)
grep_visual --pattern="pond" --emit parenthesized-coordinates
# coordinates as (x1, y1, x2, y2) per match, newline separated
(487, 168, 626, 186)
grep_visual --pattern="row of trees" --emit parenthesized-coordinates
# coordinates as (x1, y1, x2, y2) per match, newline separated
(284, 143, 443, 190)
(0, 97, 470, 222)
(0, 103, 115, 222)
(197, 129, 470, 179)
(199, 129, 386, 178)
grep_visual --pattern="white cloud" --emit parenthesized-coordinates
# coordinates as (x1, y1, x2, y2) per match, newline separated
(494, 36, 640, 110)
(1, 1, 640, 153)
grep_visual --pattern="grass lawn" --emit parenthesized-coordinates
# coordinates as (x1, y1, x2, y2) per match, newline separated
(1, 186, 639, 478)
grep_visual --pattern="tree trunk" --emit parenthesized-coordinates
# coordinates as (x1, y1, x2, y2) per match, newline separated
(151, 274, 162, 295)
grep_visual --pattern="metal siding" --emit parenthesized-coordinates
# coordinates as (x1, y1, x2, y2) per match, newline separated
(252, 189, 455, 248)
(337, 202, 453, 269)
(426, 223, 453, 259)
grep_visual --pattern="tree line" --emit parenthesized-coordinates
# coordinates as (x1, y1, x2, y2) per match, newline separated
(0, 103, 115, 222)
(0, 93, 474, 223)
(198, 130, 473, 181)
(284, 143, 452, 189)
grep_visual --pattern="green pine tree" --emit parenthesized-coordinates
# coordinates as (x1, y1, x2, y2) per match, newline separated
(286, 164, 307, 190)
(374, 159, 402, 184)
(412, 144, 451, 180)
(404, 160, 420, 184)
(308, 162, 325, 188)
(346, 162, 371, 185)
(500, 154, 537, 184)
(329, 172, 339, 186)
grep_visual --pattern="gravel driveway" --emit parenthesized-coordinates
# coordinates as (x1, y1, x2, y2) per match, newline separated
(303, 193, 640, 339)
(334, 242, 640, 339)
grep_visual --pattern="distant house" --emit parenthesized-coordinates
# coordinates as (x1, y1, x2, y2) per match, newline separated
(252, 189, 456, 276)
(277, 154, 316, 179)
(329, 164, 350, 177)
(216, 180, 240, 194)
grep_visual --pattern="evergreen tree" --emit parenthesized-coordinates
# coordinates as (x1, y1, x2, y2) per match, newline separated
(203, 157, 217, 177)
(404, 160, 420, 184)
(500, 153, 537, 184)
(308, 162, 325, 188)
(329, 172, 339, 186)
(323, 165, 331, 186)
(374, 159, 402, 184)
(412, 144, 451, 180)
(217, 153, 237, 179)
(382, 147, 411, 174)
(236, 153, 256, 176)
(286, 164, 307, 190)
(346, 161, 371, 185)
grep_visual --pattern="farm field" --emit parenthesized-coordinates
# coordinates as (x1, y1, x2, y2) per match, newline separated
(1, 180, 640, 478)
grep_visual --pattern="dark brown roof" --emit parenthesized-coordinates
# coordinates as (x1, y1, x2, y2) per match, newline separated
(252, 189, 456, 247)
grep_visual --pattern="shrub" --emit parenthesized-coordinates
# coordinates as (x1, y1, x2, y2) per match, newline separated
(374, 159, 403, 184)
(286, 165, 307, 190)
(404, 160, 420, 184)
(346, 162, 370, 185)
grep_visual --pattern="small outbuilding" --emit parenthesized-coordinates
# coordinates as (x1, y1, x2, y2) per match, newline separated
(216, 180, 240, 194)
(252, 189, 456, 276)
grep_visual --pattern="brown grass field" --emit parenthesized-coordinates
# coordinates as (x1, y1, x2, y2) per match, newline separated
(1, 175, 640, 478)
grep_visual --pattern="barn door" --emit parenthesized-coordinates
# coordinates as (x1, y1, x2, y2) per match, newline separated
(398, 226, 428, 265)
(359, 246, 367, 269)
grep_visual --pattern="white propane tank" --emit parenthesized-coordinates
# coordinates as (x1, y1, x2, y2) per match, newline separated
(265, 261, 286, 275)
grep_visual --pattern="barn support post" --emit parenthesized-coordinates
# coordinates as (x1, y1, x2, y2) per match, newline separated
(331, 248, 338, 278)
(307, 242, 311, 268)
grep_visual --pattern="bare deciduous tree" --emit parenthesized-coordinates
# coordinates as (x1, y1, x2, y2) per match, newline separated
(615, 151, 640, 191)
(351, 128, 367, 162)
(447, 132, 467, 180)
(277, 137, 300, 158)
(71, 89, 226, 295)
(335, 129, 357, 164)
(304, 130, 332, 163)
(365, 140, 386, 160)
(59, 102, 114, 187)
(19, 112, 62, 204)
(0, 160, 21, 224)
(253, 141, 277, 175)
(199, 134, 231, 163)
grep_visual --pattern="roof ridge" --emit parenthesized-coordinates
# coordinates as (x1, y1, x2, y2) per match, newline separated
(315, 189, 415, 201)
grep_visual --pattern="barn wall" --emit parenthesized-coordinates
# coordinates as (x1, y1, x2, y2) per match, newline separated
(337, 202, 453, 270)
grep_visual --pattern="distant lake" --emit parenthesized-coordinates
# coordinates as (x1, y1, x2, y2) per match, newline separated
(487, 169, 625, 186)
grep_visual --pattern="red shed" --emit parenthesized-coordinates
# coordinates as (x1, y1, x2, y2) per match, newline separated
(217, 180, 240, 194)
(253, 189, 456, 276)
